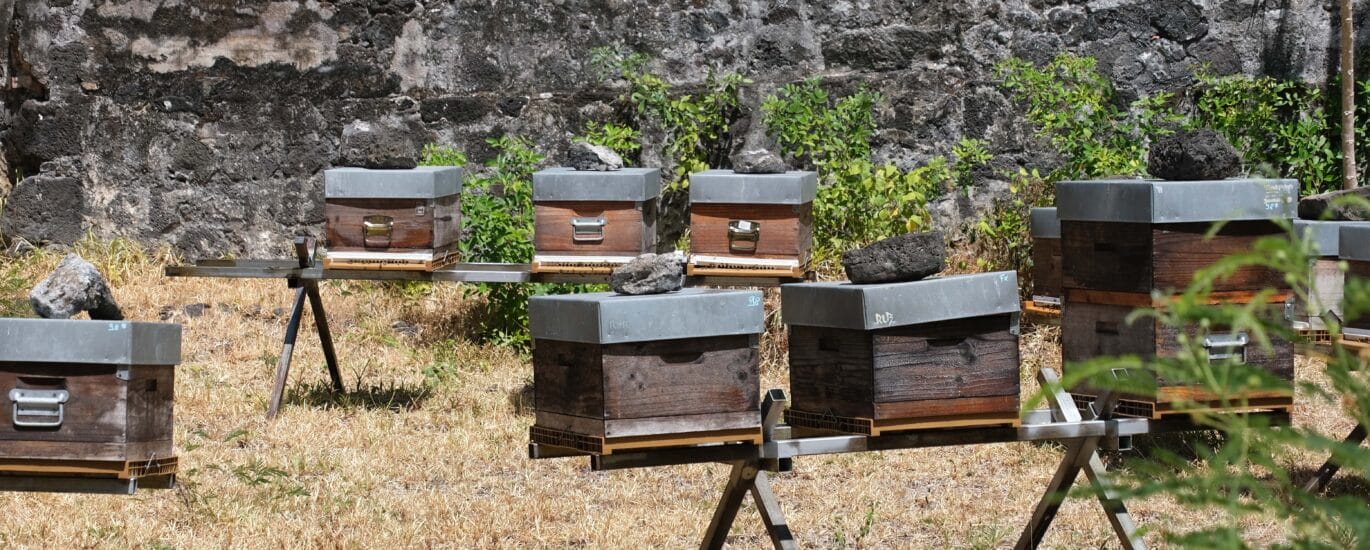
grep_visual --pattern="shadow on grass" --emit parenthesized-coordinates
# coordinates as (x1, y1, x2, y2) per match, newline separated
(1287, 465, 1370, 499)
(284, 379, 432, 412)
(508, 380, 534, 417)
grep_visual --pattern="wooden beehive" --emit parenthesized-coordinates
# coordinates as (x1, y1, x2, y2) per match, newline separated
(1292, 220, 1367, 333)
(1030, 207, 1062, 306)
(0, 319, 181, 492)
(528, 289, 765, 454)
(323, 166, 464, 271)
(1057, 179, 1297, 294)
(687, 170, 817, 278)
(1061, 292, 1295, 417)
(782, 272, 1023, 436)
(531, 168, 660, 274)
(1343, 224, 1370, 337)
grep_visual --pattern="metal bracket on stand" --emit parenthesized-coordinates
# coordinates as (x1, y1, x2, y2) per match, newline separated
(265, 237, 345, 420)
(698, 390, 797, 550)
(1016, 368, 1145, 550)
(1303, 423, 1368, 493)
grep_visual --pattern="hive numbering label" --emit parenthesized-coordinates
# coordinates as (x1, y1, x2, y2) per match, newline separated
(873, 312, 895, 327)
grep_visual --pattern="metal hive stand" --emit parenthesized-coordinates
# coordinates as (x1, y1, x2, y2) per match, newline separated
(163, 237, 807, 419)
(529, 369, 1289, 549)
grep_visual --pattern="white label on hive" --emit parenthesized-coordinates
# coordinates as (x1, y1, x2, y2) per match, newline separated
(737, 220, 753, 231)
(873, 312, 895, 327)
(747, 295, 762, 307)
(416, 205, 427, 216)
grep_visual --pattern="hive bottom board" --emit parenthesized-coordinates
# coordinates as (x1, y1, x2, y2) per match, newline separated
(785, 398, 1022, 437)
(530, 254, 635, 275)
(529, 425, 762, 455)
(686, 255, 807, 278)
(322, 247, 459, 271)
(0, 456, 178, 479)
(1070, 392, 1293, 420)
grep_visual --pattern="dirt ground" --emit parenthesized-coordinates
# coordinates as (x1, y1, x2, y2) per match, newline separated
(0, 243, 1360, 548)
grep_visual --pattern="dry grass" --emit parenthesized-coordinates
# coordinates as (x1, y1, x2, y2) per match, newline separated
(0, 242, 1362, 548)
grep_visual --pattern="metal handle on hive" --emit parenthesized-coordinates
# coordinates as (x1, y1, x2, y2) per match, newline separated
(9, 388, 69, 429)
(362, 215, 394, 248)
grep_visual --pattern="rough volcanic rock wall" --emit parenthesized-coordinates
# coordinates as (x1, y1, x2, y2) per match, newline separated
(0, 0, 1356, 256)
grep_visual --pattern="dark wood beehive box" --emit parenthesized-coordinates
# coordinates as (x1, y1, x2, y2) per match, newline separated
(1293, 220, 1366, 333)
(1061, 293, 1295, 417)
(323, 166, 464, 271)
(1342, 224, 1370, 337)
(0, 319, 181, 493)
(782, 272, 1023, 436)
(1057, 179, 1297, 295)
(1030, 207, 1062, 306)
(528, 289, 765, 455)
(530, 167, 660, 274)
(687, 170, 817, 278)
(1058, 179, 1297, 417)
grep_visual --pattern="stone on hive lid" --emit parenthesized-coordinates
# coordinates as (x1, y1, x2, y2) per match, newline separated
(335, 118, 424, 169)
(610, 253, 685, 295)
(1298, 187, 1370, 222)
(1146, 128, 1242, 181)
(731, 149, 788, 174)
(567, 141, 623, 171)
(842, 231, 945, 284)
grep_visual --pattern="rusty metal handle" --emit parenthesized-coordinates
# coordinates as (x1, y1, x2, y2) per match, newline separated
(727, 220, 759, 252)
(362, 215, 394, 248)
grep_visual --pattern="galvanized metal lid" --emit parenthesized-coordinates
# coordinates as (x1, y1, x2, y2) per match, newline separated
(1056, 179, 1297, 223)
(529, 288, 765, 344)
(324, 166, 464, 199)
(781, 271, 1020, 330)
(1341, 224, 1370, 261)
(0, 319, 182, 365)
(532, 167, 661, 202)
(1294, 220, 1370, 257)
(688, 170, 818, 204)
(1030, 207, 1059, 238)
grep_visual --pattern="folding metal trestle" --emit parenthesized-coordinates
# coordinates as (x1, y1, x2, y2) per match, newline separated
(526, 369, 1284, 548)
(1303, 423, 1368, 493)
(264, 237, 344, 419)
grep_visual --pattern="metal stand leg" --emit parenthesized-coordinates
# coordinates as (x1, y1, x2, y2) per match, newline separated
(750, 471, 797, 550)
(305, 281, 344, 392)
(1016, 369, 1144, 550)
(1304, 424, 1368, 493)
(266, 287, 308, 420)
(702, 461, 760, 550)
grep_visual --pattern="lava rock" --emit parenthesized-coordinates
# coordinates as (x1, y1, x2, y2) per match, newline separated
(568, 141, 623, 171)
(731, 149, 788, 174)
(1147, 128, 1242, 181)
(29, 254, 124, 320)
(1298, 186, 1370, 221)
(336, 119, 422, 169)
(842, 231, 945, 284)
(610, 253, 685, 295)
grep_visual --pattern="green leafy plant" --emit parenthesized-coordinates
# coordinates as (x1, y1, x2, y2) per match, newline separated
(965, 167, 1053, 279)
(1051, 196, 1370, 546)
(996, 53, 1181, 180)
(761, 78, 880, 173)
(591, 47, 747, 187)
(421, 144, 469, 168)
(580, 121, 641, 161)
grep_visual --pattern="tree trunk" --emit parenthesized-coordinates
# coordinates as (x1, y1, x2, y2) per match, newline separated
(1342, 0, 1358, 190)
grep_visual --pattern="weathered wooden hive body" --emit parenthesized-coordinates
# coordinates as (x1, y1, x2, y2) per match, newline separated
(1293, 220, 1369, 332)
(531, 167, 661, 274)
(0, 319, 181, 492)
(1058, 179, 1297, 417)
(1030, 207, 1062, 306)
(528, 289, 765, 455)
(1342, 224, 1370, 338)
(323, 166, 464, 271)
(781, 272, 1023, 436)
(687, 170, 817, 278)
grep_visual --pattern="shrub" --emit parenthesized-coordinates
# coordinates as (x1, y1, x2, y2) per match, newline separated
(761, 78, 880, 173)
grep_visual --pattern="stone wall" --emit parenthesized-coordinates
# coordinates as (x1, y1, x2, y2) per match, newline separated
(0, 0, 1358, 256)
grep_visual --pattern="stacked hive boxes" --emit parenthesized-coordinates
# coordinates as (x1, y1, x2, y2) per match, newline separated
(1292, 220, 1368, 333)
(1057, 179, 1297, 417)
(1029, 207, 1062, 307)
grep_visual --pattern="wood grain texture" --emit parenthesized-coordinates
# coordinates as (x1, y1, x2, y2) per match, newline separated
(1349, 260, 1370, 331)
(872, 395, 1020, 420)
(532, 340, 604, 419)
(533, 200, 656, 256)
(601, 335, 758, 419)
(789, 315, 1020, 421)
(533, 410, 760, 440)
(689, 203, 812, 260)
(0, 363, 174, 462)
(1061, 220, 1285, 294)
(326, 195, 460, 252)
(1062, 299, 1295, 402)
(1031, 237, 1062, 298)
